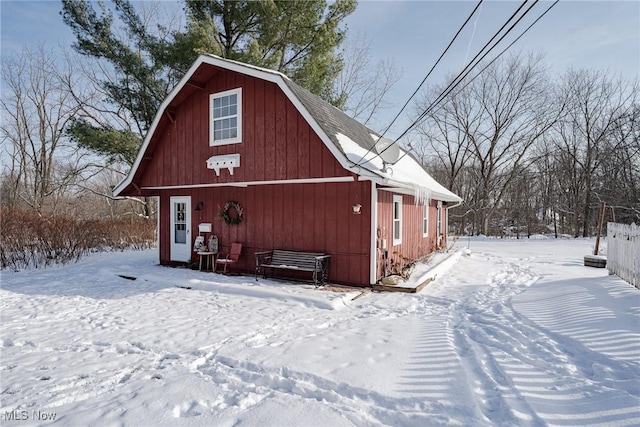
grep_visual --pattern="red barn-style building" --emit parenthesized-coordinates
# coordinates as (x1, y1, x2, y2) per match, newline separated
(115, 55, 462, 286)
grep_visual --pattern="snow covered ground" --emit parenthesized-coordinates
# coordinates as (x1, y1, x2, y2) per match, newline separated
(1, 238, 639, 426)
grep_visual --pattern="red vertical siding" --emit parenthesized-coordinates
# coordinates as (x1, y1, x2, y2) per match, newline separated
(298, 121, 310, 179)
(253, 81, 265, 182)
(376, 189, 437, 280)
(140, 69, 348, 189)
(158, 180, 372, 286)
(286, 101, 298, 179)
(313, 184, 326, 250)
(132, 67, 382, 285)
(275, 90, 287, 180)
(159, 195, 170, 263)
(264, 82, 276, 180)
(264, 186, 275, 250)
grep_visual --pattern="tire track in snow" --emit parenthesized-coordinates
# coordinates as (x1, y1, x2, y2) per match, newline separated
(450, 257, 545, 425)
(448, 252, 640, 426)
(397, 315, 483, 425)
(506, 298, 640, 398)
(188, 352, 477, 426)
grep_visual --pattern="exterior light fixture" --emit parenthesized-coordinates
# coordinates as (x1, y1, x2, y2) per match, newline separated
(352, 203, 362, 214)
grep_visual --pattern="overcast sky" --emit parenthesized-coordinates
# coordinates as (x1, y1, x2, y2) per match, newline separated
(2, 0, 638, 137)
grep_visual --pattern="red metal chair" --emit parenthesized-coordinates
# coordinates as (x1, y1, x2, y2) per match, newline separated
(215, 243, 242, 273)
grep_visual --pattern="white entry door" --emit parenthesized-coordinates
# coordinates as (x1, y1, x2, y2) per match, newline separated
(170, 196, 191, 262)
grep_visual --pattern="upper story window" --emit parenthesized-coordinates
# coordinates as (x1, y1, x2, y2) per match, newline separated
(393, 195, 402, 246)
(210, 88, 242, 146)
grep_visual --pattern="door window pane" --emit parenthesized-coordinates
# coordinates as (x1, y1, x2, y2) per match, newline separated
(174, 202, 187, 244)
(175, 224, 186, 244)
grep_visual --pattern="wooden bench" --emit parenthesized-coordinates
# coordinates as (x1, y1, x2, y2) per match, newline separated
(255, 250, 331, 286)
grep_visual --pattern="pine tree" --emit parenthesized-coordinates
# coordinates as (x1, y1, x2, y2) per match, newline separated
(61, 0, 356, 165)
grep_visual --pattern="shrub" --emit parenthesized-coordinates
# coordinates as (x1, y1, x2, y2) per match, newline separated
(0, 209, 156, 271)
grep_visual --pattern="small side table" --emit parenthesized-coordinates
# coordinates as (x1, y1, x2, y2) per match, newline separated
(197, 251, 217, 272)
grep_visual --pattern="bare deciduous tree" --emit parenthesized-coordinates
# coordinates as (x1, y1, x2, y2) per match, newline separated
(416, 73, 480, 191)
(600, 104, 640, 223)
(1, 45, 96, 214)
(332, 34, 402, 126)
(417, 53, 558, 235)
(552, 69, 638, 236)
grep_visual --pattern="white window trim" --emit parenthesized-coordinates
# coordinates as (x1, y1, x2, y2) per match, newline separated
(423, 203, 429, 237)
(393, 195, 402, 246)
(210, 87, 242, 146)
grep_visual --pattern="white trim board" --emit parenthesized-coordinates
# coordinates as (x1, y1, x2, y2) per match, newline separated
(369, 181, 378, 285)
(141, 176, 355, 191)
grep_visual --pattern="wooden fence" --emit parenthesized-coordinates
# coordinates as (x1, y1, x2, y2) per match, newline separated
(607, 223, 639, 289)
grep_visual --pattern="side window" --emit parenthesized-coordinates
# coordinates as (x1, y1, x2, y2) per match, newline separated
(437, 201, 443, 237)
(393, 195, 402, 246)
(210, 88, 242, 146)
(423, 203, 429, 237)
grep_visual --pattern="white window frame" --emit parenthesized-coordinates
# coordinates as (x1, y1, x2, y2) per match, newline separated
(210, 87, 242, 146)
(423, 203, 429, 237)
(393, 195, 402, 246)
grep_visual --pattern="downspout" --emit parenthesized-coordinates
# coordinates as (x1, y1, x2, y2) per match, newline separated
(445, 200, 463, 245)
(156, 196, 161, 264)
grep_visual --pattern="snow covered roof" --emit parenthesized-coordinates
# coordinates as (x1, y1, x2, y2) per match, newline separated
(284, 78, 461, 203)
(335, 133, 460, 203)
(115, 55, 461, 203)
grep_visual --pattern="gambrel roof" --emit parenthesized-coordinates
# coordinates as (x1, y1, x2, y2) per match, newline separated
(115, 54, 461, 203)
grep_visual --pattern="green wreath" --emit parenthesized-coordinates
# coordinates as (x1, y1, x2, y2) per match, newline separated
(220, 201, 243, 225)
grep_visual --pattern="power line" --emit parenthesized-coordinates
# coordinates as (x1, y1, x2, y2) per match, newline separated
(377, 0, 485, 141)
(374, 0, 559, 165)
(356, 0, 533, 167)
(399, 0, 559, 144)
(395, 0, 539, 143)
(423, 0, 561, 124)
(352, 0, 485, 167)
